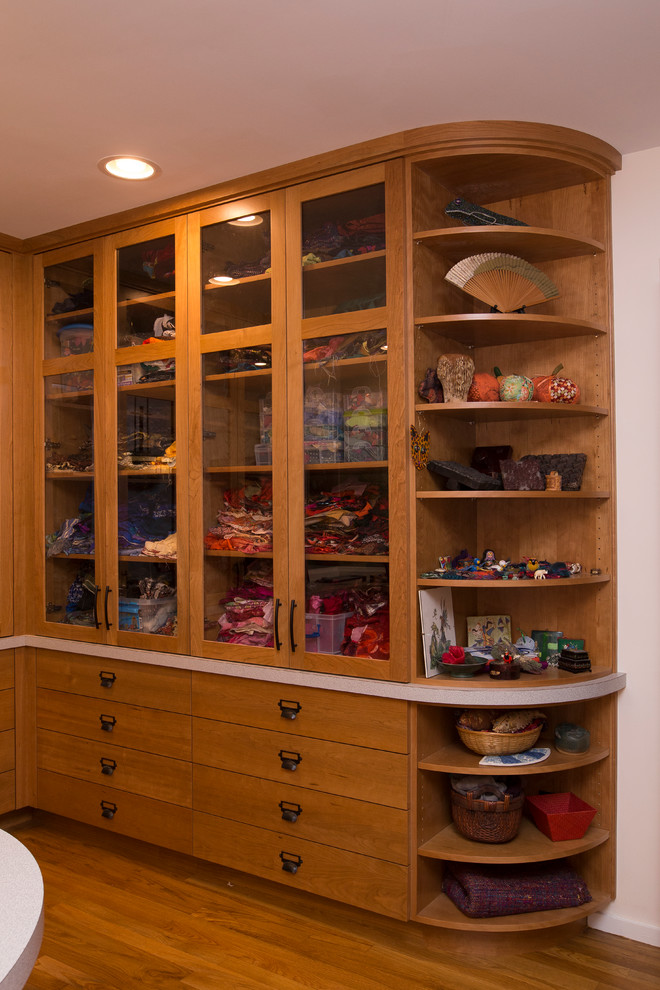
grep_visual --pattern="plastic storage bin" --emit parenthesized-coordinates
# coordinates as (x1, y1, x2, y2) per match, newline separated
(303, 440, 343, 464)
(57, 323, 94, 356)
(343, 388, 387, 461)
(526, 792, 596, 841)
(254, 443, 273, 465)
(304, 611, 353, 654)
(119, 596, 177, 634)
(303, 387, 343, 443)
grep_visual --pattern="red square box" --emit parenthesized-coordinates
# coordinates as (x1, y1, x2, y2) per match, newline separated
(526, 792, 596, 841)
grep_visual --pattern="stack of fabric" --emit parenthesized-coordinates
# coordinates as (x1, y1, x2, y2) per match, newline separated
(118, 482, 176, 555)
(204, 478, 273, 554)
(340, 585, 390, 660)
(302, 213, 385, 261)
(305, 481, 388, 555)
(46, 484, 95, 557)
(216, 560, 274, 646)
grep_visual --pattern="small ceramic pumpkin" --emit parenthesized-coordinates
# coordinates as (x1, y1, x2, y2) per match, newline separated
(467, 371, 500, 402)
(494, 367, 534, 402)
(532, 364, 580, 404)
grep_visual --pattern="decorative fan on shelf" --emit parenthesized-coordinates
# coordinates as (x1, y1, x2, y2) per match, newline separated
(445, 253, 559, 313)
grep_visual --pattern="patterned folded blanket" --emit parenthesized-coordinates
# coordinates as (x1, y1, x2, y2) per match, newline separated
(443, 861, 592, 917)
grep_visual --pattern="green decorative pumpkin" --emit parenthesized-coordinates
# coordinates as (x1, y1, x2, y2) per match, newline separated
(494, 366, 534, 402)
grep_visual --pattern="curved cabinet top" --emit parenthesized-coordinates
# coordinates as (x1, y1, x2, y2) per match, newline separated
(24, 120, 622, 254)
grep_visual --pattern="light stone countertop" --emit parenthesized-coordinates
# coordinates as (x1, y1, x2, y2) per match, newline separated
(0, 830, 44, 990)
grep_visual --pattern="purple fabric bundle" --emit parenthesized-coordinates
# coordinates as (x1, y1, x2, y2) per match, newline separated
(443, 860, 592, 917)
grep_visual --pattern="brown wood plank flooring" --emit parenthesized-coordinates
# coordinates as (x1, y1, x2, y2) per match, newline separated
(6, 812, 660, 990)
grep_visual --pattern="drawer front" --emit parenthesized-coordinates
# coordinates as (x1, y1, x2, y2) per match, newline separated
(38, 728, 192, 807)
(0, 770, 14, 813)
(37, 770, 192, 854)
(194, 811, 409, 920)
(0, 730, 14, 773)
(37, 650, 191, 713)
(193, 765, 408, 864)
(37, 688, 191, 760)
(192, 673, 408, 753)
(193, 718, 408, 808)
(0, 652, 12, 691)
(0, 688, 14, 730)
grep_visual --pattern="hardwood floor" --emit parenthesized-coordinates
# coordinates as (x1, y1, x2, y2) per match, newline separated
(6, 811, 660, 990)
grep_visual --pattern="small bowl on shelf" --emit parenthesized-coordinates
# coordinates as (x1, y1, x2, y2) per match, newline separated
(435, 658, 488, 678)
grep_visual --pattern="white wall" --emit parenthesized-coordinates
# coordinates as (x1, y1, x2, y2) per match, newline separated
(588, 146, 660, 946)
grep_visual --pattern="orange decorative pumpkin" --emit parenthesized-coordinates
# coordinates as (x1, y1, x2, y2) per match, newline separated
(468, 371, 500, 402)
(532, 364, 580, 404)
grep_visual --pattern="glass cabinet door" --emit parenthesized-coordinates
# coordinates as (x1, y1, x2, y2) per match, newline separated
(287, 166, 408, 680)
(109, 222, 185, 647)
(192, 196, 287, 663)
(40, 251, 102, 635)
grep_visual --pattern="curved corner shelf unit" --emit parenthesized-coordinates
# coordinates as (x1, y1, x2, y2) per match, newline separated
(409, 123, 619, 934)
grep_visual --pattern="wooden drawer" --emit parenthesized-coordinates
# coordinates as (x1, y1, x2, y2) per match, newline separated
(193, 718, 408, 808)
(0, 770, 14, 813)
(0, 652, 12, 691)
(38, 728, 192, 807)
(37, 688, 191, 761)
(193, 765, 408, 864)
(0, 688, 14, 730)
(0, 730, 14, 773)
(37, 650, 191, 713)
(194, 811, 409, 920)
(192, 673, 408, 752)
(37, 770, 192, 854)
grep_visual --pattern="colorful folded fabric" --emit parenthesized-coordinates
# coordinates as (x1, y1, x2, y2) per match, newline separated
(443, 861, 592, 918)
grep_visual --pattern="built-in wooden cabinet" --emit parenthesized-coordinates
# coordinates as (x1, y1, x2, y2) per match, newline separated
(407, 127, 619, 930)
(0, 652, 15, 813)
(191, 672, 410, 919)
(35, 651, 193, 852)
(5, 120, 624, 938)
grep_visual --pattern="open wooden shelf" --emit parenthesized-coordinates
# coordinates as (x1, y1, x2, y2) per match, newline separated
(414, 226, 605, 263)
(415, 889, 611, 932)
(419, 739, 609, 774)
(418, 818, 609, 864)
(414, 313, 607, 347)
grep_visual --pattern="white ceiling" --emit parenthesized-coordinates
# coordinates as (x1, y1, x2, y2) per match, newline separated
(2, 0, 659, 240)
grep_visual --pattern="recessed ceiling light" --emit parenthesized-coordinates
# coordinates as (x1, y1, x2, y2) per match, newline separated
(228, 214, 263, 226)
(98, 156, 161, 180)
(208, 274, 235, 285)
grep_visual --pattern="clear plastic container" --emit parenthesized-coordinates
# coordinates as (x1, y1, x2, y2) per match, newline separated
(254, 443, 273, 465)
(305, 611, 353, 654)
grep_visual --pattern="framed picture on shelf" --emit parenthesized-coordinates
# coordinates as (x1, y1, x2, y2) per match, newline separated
(419, 588, 456, 677)
(467, 614, 512, 649)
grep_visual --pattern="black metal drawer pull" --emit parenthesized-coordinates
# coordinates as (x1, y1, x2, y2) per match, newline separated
(100, 801, 117, 820)
(280, 851, 302, 874)
(278, 750, 302, 771)
(278, 699, 301, 720)
(99, 714, 116, 732)
(279, 801, 302, 823)
(99, 670, 116, 688)
(100, 757, 117, 776)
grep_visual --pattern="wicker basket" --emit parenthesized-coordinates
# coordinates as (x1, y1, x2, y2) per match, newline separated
(456, 724, 542, 755)
(451, 787, 524, 843)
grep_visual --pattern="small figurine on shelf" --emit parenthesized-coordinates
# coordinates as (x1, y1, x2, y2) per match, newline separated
(481, 548, 497, 568)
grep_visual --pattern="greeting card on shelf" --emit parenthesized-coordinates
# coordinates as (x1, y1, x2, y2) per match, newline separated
(467, 614, 512, 649)
(419, 588, 456, 678)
